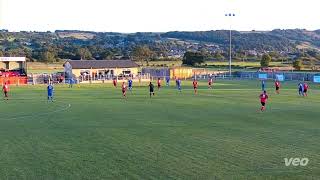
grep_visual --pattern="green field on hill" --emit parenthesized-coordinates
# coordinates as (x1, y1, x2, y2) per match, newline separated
(0, 80, 319, 179)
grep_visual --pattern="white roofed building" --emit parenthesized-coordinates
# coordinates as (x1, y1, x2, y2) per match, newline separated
(0, 57, 26, 71)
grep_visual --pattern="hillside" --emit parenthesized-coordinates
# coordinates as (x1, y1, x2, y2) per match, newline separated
(0, 29, 320, 63)
(162, 29, 320, 51)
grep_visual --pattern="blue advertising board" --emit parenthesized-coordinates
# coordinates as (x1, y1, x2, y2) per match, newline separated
(313, 75, 320, 83)
(258, 73, 268, 80)
(276, 74, 285, 81)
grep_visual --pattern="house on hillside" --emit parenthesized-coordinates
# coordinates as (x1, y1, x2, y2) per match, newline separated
(63, 60, 139, 80)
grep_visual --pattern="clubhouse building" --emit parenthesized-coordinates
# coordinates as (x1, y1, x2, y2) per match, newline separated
(64, 60, 140, 79)
(0, 57, 27, 84)
(0, 57, 26, 73)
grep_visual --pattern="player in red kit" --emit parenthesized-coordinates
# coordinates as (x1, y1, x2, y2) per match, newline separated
(303, 82, 309, 96)
(259, 90, 269, 112)
(121, 82, 127, 99)
(193, 79, 198, 94)
(113, 78, 117, 88)
(2, 82, 10, 100)
(275, 80, 281, 94)
(208, 77, 213, 89)
(157, 78, 161, 90)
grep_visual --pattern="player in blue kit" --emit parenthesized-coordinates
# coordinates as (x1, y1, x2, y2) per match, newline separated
(261, 80, 266, 91)
(166, 76, 170, 86)
(47, 83, 54, 102)
(128, 79, 133, 92)
(176, 78, 182, 92)
(69, 77, 74, 88)
(298, 82, 304, 96)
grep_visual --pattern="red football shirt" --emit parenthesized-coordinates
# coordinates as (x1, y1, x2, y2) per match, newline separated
(3, 84, 9, 92)
(303, 84, 309, 90)
(193, 81, 198, 88)
(122, 84, 126, 91)
(260, 93, 268, 103)
(275, 82, 280, 87)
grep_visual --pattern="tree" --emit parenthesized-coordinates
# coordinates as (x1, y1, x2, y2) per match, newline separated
(260, 54, 272, 67)
(213, 51, 225, 60)
(23, 48, 33, 61)
(293, 60, 303, 70)
(182, 51, 205, 66)
(41, 51, 56, 63)
(131, 46, 154, 63)
(235, 50, 247, 62)
(5, 48, 26, 57)
(269, 51, 280, 59)
(76, 48, 93, 60)
(101, 50, 116, 60)
(310, 59, 316, 70)
(0, 50, 3, 57)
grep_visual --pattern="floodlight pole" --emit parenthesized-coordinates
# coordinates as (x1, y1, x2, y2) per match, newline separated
(225, 13, 235, 79)
(229, 28, 232, 78)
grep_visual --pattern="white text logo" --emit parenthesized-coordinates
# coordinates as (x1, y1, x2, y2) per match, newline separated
(284, 158, 309, 166)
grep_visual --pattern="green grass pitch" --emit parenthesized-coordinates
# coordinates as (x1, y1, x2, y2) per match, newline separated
(0, 80, 319, 179)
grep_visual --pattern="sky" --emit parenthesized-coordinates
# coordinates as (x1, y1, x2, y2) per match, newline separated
(0, 0, 319, 32)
